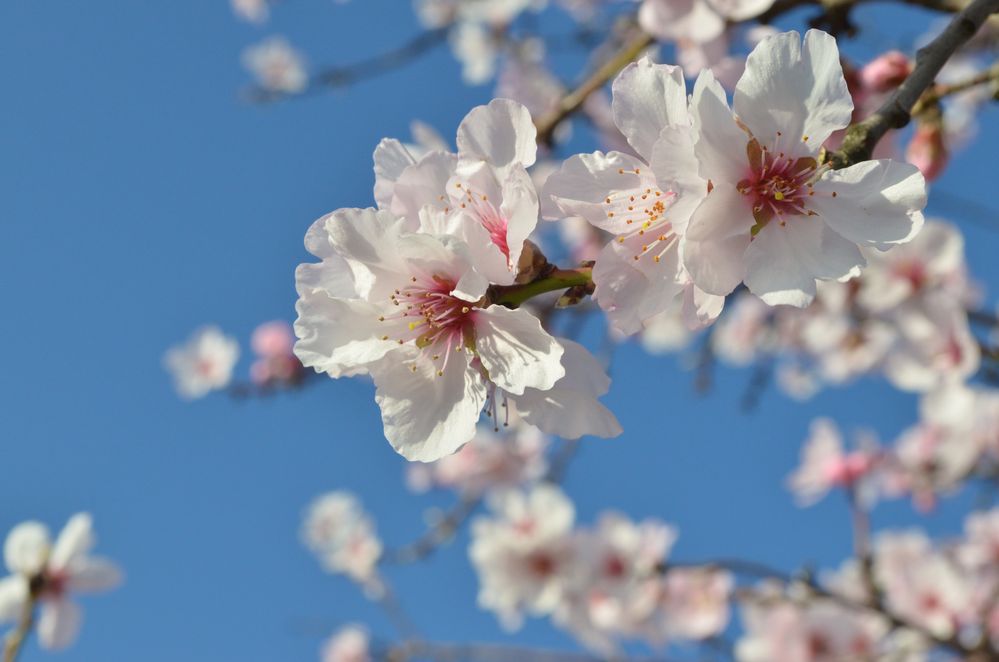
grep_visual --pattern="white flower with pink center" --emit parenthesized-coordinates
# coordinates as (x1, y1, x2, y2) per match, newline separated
(164, 325, 240, 399)
(293, 207, 565, 461)
(787, 418, 879, 507)
(543, 58, 724, 335)
(301, 492, 382, 585)
(684, 29, 926, 307)
(322, 625, 371, 662)
(0, 514, 122, 651)
(375, 99, 540, 288)
(242, 37, 307, 93)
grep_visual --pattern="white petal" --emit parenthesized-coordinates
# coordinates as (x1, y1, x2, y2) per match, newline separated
(592, 241, 684, 336)
(324, 207, 410, 300)
(4, 522, 50, 576)
(612, 57, 689, 161)
(639, 0, 725, 45)
(707, 0, 777, 20)
(66, 557, 123, 594)
(690, 70, 747, 185)
(543, 151, 653, 232)
(682, 186, 753, 296)
(682, 284, 726, 328)
(50, 514, 94, 572)
(744, 220, 864, 307)
(648, 124, 708, 232)
(498, 166, 541, 271)
(475, 307, 565, 395)
(810, 160, 926, 249)
(37, 600, 82, 651)
(733, 30, 852, 149)
(390, 151, 457, 226)
(372, 352, 487, 462)
(294, 292, 394, 377)
(0, 576, 28, 622)
(373, 138, 416, 210)
(457, 99, 537, 171)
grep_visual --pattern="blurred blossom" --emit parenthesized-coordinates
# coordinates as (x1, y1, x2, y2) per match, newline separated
(164, 325, 239, 399)
(406, 424, 550, 494)
(787, 419, 879, 507)
(242, 37, 307, 93)
(301, 492, 382, 586)
(906, 120, 949, 182)
(0, 514, 122, 651)
(231, 0, 269, 23)
(321, 625, 371, 662)
(250, 320, 304, 387)
(713, 292, 773, 366)
(859, 51, 912, 92)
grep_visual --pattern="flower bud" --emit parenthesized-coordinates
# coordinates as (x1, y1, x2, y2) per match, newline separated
(859, 51, 912, 93)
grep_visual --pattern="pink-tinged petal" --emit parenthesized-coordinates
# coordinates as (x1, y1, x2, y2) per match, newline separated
(295, 255, 356, 300)
(373, 138, 416, 210)
(37, 600, 82, 651)
(511, 340, 622, 439)
(66, 557, 123, 594)
(324, 208, 411, 300)
(592, 241, 684, 336)
(4, 522, 50, 576)
(648, 124, 708, 232)
(690, 70, 747, 185)
(50, 514, 94, 572)
(639, 0, 725, 45)
(682, 186, 753, 295)
(543, 151, 655, 232)
(682, 284, 725, 328)
(733, 30, 852, 150)
(707, 0, 777, 21)
(372, 351, 487, 462)
(294, 293, 394, 377)
(744, 220, 864, 307)
(0, 576, 28, 622)
(457, 99, 537, 171)
(475, 307, 565, 395)
(611, 57, 690, 161)
(810, 159, 926, 249)
(390, 152, 457, 227)
(498, 166, 540, 270)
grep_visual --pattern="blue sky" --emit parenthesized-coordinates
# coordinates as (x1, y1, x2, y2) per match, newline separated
(1, 1, 997, 660)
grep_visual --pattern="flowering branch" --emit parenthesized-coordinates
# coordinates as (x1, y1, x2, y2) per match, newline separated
(828, 0, 999, 167)
(487, 267, 594, 308)
(534, 29, 655, 146)
(391, 640, 678, 662)
(2, 589, 35, 662)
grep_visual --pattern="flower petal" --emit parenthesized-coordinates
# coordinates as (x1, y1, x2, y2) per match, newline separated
(50, 514, 94, 572)
(475, 307, 565, 395)
(810, 159, 926, 249)
(612, 57, 689, 161)
(294, 292, 393, 377)
(324, 208, 411, 300)
(0, 576, 28, 622)
(543, 151, 655, 232)
(4, 522, 50, 576)
(390, 151, 457, 227)
(682, 186, 753, 296)
(690, 70, 748, 185)
(373, 138, 416, 210)
(37, 600, 82, 651)
(457, 99, 537, 171)
(66, 557, 123, 594)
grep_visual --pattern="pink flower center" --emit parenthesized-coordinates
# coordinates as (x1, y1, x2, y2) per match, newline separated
(601, 167, 679, 263)
(602, 554, 627, 579)
(527, 551, 556, 578)
(737, 136, 826, 234)
(454, 184, 511, 265)
(379, 275, 476, 376)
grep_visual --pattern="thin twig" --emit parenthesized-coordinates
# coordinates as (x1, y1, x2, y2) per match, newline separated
(828, 0, 999, 167)
(913, 60, 999, 114)
(3, 588, 36, 662)
(384, 494, 482, 564)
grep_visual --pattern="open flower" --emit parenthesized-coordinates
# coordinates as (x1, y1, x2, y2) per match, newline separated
(301, 492, 382, 585)
(242, 37, 307, 93)
(294, 207, 565, 461)
(787, 418, 879, 507)
(684, 29, 926, 307)
(164, 326, 240, 399)
(0, 514, 122, 650)
(543, 58, 724, 334)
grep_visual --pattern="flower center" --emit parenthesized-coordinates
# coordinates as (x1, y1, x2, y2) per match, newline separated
(602, 168, 679, 263)
(454, 183, 511, 264)
(737, 136, 825, 235)
(379, 275, 475, 376)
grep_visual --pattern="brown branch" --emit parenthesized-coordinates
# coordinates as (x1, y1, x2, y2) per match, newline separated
(391, 641, 679, 662)
(534, 30, 655, 146)
(2, 588, 36, 662)
(912, 60, 999, 114)
(828, 0, 999, 167)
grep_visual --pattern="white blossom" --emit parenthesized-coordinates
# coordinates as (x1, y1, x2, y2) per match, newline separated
(164, 326, 239, 399)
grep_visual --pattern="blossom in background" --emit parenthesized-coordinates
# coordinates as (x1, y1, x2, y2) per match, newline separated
(470, 484, 577, 630)
(250, 320, 305, 387)
(543, 57, 724, 335)
(684, 29, 926, 307)
(242, 37, 307, 93)
(164, 325, 240, 399)
(301, 492, 382, 586)
(405, 423, 550, 494)
(322, 625, 371, 662)
(656, 567, 733, 640)
(0, 514, 122, 650)
(293, 207, 566, 461)
(787, 418, 879, 507)
(231, 0, 269, 23)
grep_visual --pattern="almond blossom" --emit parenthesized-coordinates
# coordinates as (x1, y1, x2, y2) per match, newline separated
(301, 492, 383, 585)
(164, 325, 240, 399)
(250, 320, 305, 387)
(0, 514, 122, 651)
(684, 29, 927, 307)
(543, 57, 724, 334)
(293, 207, 566, 461)
(470, 484, 577, 630)
(322, 625, 371, 662)
(242, 37, 307, 93)
(787, 418, 879, 507)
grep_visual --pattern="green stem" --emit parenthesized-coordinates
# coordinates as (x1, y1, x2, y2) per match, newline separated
(489, 268, 593, 308)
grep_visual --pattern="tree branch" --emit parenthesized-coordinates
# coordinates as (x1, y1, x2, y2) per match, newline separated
(2, 588, 36, 662)
(828, 0, 999, 167)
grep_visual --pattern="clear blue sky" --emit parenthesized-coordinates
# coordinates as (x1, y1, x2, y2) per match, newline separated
(0, 2, 996, 660)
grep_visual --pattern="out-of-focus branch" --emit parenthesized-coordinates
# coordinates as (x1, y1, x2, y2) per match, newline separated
(2, 589, 36, 662)
(912, 60, 999, 114)
(534, 30, 655, 146)
(391, 641, 678, 662)
(846, 487, 881, 608)
(757, 0, 971, 27)
(828, 0, 999, 167)
(248, 27, 449, 102)
(384, 493, 482, 564)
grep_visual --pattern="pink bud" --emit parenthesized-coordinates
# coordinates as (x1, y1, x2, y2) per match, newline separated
(906, 123, 949, 181)
(251, 320, 295, 358)
(859, 51, 912, 93)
